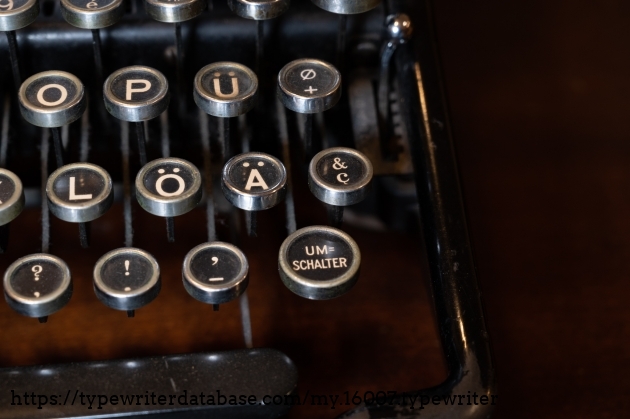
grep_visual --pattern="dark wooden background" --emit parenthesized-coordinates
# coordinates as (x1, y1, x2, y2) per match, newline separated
(0, 1, 629, 418)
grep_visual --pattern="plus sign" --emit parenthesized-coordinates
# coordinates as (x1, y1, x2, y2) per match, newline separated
(304, 86, 318, 94)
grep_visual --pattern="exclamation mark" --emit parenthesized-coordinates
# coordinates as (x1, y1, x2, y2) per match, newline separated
(125, 260, 130, 276)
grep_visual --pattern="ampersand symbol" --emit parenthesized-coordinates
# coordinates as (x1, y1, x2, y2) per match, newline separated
(332, 158, 347, 171)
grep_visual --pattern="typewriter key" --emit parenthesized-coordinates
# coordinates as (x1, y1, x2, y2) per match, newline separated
(228, 0, 290, 20)
(136, 157, 202, 242)
(278, 225, 360, 300)
(0, 168, 25, 253)
(46, 163, 113, 248)
(3, 254, 72, 321)
(310, 0, 380, 14)
(221, 152, 287, 236)
(194, 62, 258, 159)
(18, 70, 87, 167)
(183, 242, 249, 308)
(144, 0, 206, 23)
(60, 0, 124, 29)
(308, 147, 373, 226)
(278, 59, 341, 157)
(104, 66, 170, 165)
(0, 0, 39, 88)
(93, 247, 161, 316)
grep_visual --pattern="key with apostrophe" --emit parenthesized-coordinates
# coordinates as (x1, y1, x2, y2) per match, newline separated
(194, 62, 258, 160)
(278, 59, 341, 158)
(136, 157, 202, 242)
(0, 0, 39, 88)
(183, 242, 249, 310)
(278, 225, 361, 300)
(0, 168, 24, 253)
(18, 70, 87, 168)
(46, 163, 114, 248)
(221, 152, 287, 236)
(93, 247, 161, 317)
(308, 147, 373, 227)
(103, 66, 170, 165)
(3, 254, 73, 323)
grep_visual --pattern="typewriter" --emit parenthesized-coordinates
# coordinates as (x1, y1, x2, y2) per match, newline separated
(0, 0, 495, 418)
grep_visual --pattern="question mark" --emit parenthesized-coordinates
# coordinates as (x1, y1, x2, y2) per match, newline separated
(32, 265, 43, 281)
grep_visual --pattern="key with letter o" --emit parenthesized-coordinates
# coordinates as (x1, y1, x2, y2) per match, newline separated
(278, 225, 361, 300)
(3, 253, 73, 322)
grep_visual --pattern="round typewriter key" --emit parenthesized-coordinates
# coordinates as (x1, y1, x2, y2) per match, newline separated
(18, 70, 86, 128)
(310, 0, 380, 14)
(0, 168, 24, 226)
(222, 152, 287, 211)
(3, 254, 73, 319)
(278, 225, 360, 300)
(93, 248, 161, 312)
(309, 147, 372, 225)
(227, 0, 290, 20)
(104, 66, 170, 165)
(0, 0, 39, 88)
(46, 163, 113, 223)
(103, 66, 170, 122)
(222, 152, 287, 237)
(144, 0, 207, 23)
(60, 0, 124, 29)
(136, 157, 202, 214)
(277, 59, 341, 114)
(183, 242, 249, 305)
(194, 62, 259, 118)
(0, 0, 39, 31)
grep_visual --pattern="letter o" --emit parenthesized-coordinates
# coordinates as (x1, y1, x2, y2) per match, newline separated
(155, 174, 186, 197)
(37, 84, 68, 107)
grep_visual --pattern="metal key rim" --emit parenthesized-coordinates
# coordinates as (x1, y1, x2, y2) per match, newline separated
(93, 247, 161, 300)
(144, 0, 207, 23)
(3, 253, 72, 307)
(227, 0, 291, 20)
(46, 162, 113, 222)
(0, 168, 24, 226)
(60, 0, 125, 29)
(0, 0, 39, 31)
(310, 0, 381, 15)
(182, 241, 249, 304)
(308, 147, 373, 206)
(278, 225, 361, 300)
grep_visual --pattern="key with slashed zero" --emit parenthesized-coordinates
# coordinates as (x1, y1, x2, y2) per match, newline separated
(278, 225, 361, 300)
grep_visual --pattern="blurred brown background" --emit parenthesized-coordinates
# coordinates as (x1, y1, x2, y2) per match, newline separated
(0, 1, 629, 418)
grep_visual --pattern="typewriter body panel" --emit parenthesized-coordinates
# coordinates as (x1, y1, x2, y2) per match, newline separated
(0, 0, 495, 418)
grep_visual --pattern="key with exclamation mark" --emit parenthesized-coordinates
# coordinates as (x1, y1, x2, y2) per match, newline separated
(125, 260, 130, 276)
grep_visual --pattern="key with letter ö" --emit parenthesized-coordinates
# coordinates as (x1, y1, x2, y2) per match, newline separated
(183, 242, 249, 310)
(93, 248, 161, 317)
(221, 152, 287, 236)
(136, 157, 203, 241)
(3, 254, 73, 322)
(278, 225, 361, 300)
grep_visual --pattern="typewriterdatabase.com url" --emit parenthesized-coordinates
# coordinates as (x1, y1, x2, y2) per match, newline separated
(7, 389, 499, 411)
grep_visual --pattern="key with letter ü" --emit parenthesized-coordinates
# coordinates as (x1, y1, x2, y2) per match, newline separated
(221, 152, 287, 237)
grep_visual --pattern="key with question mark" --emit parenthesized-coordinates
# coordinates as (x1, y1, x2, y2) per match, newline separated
(31, 265, 42, 281)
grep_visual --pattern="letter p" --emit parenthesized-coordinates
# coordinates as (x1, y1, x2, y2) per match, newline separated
(126, 80, 151, 100)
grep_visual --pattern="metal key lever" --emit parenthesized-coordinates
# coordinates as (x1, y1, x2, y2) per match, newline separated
(337, 0, 496, 418)
(0, 349, 297, 419)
